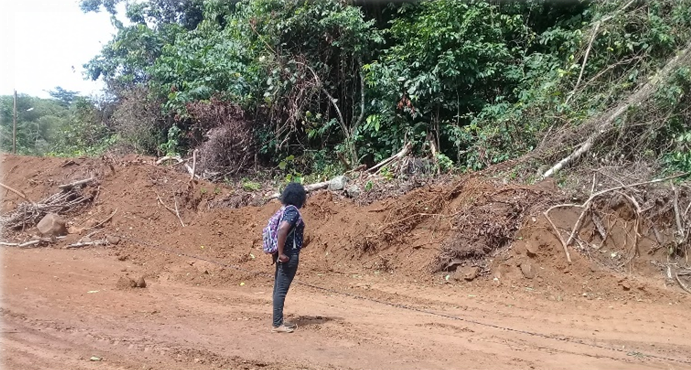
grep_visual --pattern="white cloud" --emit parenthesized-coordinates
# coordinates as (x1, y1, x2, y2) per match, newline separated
(0, 0, 121, 98)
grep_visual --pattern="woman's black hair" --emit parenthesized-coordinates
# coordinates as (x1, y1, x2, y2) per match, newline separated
(280, 182, 307, 209)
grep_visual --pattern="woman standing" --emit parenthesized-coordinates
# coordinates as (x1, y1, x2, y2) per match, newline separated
(272, 182, 306, 333)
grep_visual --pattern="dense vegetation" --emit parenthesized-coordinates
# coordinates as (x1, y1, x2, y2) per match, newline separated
(0, 88, 114, 157)
(4, 0, 691, 181)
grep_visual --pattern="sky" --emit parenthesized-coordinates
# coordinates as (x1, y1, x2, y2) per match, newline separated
(0, 0, 126, 99)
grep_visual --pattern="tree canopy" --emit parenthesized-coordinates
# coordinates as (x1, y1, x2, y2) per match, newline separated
(5, 0, 691, 181)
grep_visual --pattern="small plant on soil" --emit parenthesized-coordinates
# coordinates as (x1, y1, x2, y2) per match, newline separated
(365, 180, 374, 192)
(380, 166, 394, 181)
(242, 179, 261, 192)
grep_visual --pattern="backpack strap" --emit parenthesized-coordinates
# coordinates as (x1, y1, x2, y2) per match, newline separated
(282, 205, 302, 251)
(283, 205, 303, 226)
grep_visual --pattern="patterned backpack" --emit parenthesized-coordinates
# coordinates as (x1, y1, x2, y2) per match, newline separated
(262, 205, 302, 254)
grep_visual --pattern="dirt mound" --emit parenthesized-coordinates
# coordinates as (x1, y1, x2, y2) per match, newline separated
(2, 153, 689, 300)
(434, 179, 560, 272)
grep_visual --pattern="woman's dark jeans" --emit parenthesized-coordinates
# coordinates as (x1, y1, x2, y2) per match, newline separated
(272, 251, 299, 327)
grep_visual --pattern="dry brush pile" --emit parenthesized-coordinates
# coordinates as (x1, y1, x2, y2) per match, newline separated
(0, 178, 97, 233)
(186, 99, 258, 179)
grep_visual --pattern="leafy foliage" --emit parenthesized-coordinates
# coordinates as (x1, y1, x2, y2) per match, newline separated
(365, 0, 531, 164)
(0, 90, 113, 156)
(60, 0, 691, 178)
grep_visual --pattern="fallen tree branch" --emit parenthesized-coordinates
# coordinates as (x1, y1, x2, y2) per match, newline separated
(592, 210, 606, 240)
(367, 142, 412, 174)
(566, 203, 591, 247)
(91, 209, 118, 229)
(58, 177, 95, 190)
(671, 181, 685, 245)
(80, 229, 103, 243)
(268, 180, 331, 200)
(155, 155, 200, 179)
(549, 174, 594, 248)
(542, 139, 594, 179)
(1, 187, 92, 230)
(545, 175, 686, 264)
(0, 240, 40, 247)
(616, 191, 643, 268)
(156, 193, 185, 227)
(0, 182, 33, 203)
(66, 239, 109, 249)
(556, 175, 680, 248)
(591, 173, 687, 200)
(0, 236, 67, 248)
(155, 156, 183, 165)
(173, 196, 184, 227)
(184, 164, 198, 179)
(675, 273, 691, 295)
(190, 149, 198, 181)
(543, 204, 577, 263)
(542, 40, 691, 179)
(568, 21, 601, 104)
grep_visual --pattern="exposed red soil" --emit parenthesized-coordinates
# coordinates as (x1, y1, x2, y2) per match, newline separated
(2, 154, 691, 370)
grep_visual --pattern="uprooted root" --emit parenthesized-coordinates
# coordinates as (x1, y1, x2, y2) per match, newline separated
(352, 178, 474, 255)
(433, 187, 553, 272)
(543, 173, 691, 269)
(382, 178, 472, 235)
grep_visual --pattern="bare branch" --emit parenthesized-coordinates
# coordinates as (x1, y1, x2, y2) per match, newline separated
(156, 156, 183, 165)
(156, 193, 185, 227)
(268, 180, 332, 200)
(91, 209, 118, 230)
(367, 142, 412, 174)
(542, 40, 691, 179)
(675, 273, 691, 295)
(58, 177, 95, 190)
(354, 57, 366, 130)
(0, 182, 33, 203)
(568, 21, 601, 104)
(543, 205, 575, 263)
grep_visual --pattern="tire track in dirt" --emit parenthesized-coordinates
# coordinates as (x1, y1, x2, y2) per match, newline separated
(130, 237, 691, 366)
(308, 276, 691, 358)
(5, 248, 691, 370)
(2, 309, 321, 370)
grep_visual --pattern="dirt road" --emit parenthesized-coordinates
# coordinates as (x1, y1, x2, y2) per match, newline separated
(3, 247, 691, 370)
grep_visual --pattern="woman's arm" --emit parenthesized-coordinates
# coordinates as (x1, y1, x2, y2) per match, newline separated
(276, 220, 292, 262)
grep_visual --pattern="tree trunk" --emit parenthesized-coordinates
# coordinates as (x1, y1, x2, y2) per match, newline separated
(542, 40, 691, 179)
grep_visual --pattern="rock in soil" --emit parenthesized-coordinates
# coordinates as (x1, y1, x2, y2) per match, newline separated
(328, 175, 348, 191)
(106, 235, 121, 245)
(37, 213, 68, 237)
(116, 276, 137, 289)
(454, 266, 480, 281)
(520, 262, 536, 279)
(346, 185, 361, 198)
(135, 276, 147, 288)
(526, 243, 539, 257)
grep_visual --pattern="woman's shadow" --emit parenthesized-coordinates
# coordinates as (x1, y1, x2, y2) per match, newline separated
(290, 315, 340, 328)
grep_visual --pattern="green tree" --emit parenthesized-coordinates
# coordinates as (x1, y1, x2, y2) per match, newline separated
(48, 86, 80, 107)
(364, 0, 530, 164)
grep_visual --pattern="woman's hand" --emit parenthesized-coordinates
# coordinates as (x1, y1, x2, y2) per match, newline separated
(278, 254, 290, 263)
